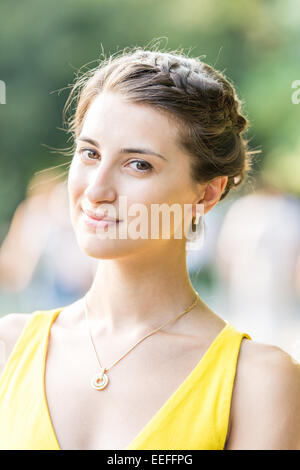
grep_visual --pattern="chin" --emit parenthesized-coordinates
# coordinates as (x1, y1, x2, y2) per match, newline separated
(75, 231, 151, 260)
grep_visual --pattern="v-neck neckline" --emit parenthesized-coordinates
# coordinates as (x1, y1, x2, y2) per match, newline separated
(42, 307, 230, 451)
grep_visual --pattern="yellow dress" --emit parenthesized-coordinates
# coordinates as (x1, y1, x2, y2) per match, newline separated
(0, 308, 251, 450)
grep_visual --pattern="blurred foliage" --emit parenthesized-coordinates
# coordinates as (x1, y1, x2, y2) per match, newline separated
(0, 0, 300, 240)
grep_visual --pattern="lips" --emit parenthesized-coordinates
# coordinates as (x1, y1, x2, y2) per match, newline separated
(81, 207, 121, 230)
(82, 207, 120, 222)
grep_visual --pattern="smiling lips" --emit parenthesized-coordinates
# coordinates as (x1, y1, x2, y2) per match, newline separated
(82, 208, 120, 228)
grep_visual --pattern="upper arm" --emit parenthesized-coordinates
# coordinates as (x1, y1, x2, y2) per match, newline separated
(0, 313, 29, 378)
(226, 341, 300, 450)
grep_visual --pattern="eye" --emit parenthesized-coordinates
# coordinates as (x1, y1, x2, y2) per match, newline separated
(127, 160, 153, 173)
(78, 148, 99, 160)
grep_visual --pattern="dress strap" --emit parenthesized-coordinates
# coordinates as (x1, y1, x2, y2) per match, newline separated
(0, 308, 62, 450)
(0, 309, 60, 388)
(207, 324, 251, 449)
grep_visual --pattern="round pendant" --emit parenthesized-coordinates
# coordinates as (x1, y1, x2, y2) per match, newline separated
(91, 371, 109, 390)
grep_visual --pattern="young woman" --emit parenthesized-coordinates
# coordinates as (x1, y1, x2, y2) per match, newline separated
(0, 48, 299, 450)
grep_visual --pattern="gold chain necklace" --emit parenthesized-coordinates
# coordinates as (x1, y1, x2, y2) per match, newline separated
(83, 293, 199, 391)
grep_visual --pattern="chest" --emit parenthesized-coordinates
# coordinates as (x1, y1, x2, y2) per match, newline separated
(44, 328, 208, 450)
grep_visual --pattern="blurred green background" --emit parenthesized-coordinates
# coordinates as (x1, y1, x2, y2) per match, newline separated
(0, 0, 300, 354)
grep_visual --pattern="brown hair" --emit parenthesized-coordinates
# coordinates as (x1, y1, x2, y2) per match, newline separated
(64, 47, 257, 201)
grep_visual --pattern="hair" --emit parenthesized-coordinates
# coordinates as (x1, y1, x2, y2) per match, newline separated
(63, 46, 257, 201)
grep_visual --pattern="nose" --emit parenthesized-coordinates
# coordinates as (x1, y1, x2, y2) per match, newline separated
(84, 162, 117, 205)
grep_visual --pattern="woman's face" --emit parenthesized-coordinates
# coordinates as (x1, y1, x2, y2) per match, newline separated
(68, 91, 204, 259)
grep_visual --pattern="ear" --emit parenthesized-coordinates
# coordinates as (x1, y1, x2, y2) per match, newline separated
(197, 176, 228, 215)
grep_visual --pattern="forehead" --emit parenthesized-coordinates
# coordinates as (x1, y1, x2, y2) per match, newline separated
(80, 91, 183, 154)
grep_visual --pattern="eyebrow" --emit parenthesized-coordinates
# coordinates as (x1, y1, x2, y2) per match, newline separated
(77, 136, 168, 161)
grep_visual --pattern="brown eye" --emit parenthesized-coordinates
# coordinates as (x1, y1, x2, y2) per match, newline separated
(79, 148, 99, 160)
(128, 160, 153, 173)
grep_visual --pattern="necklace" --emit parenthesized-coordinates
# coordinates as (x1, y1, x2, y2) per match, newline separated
(83, 293, 199, 391)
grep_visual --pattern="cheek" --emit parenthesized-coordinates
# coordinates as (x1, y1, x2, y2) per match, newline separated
(146, 180, 189, 207)
(67, 160, 86, 224)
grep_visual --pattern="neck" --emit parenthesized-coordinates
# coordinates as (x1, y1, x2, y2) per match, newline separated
(85, 242, 199, 336)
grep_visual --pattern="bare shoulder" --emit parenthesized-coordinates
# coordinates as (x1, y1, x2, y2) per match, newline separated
(226, 338, 300, 450)
(237, 337, 300, 371)
(0, 313, 29, 378)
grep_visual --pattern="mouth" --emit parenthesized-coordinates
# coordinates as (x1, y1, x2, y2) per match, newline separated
(81, 209, 121, 229)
